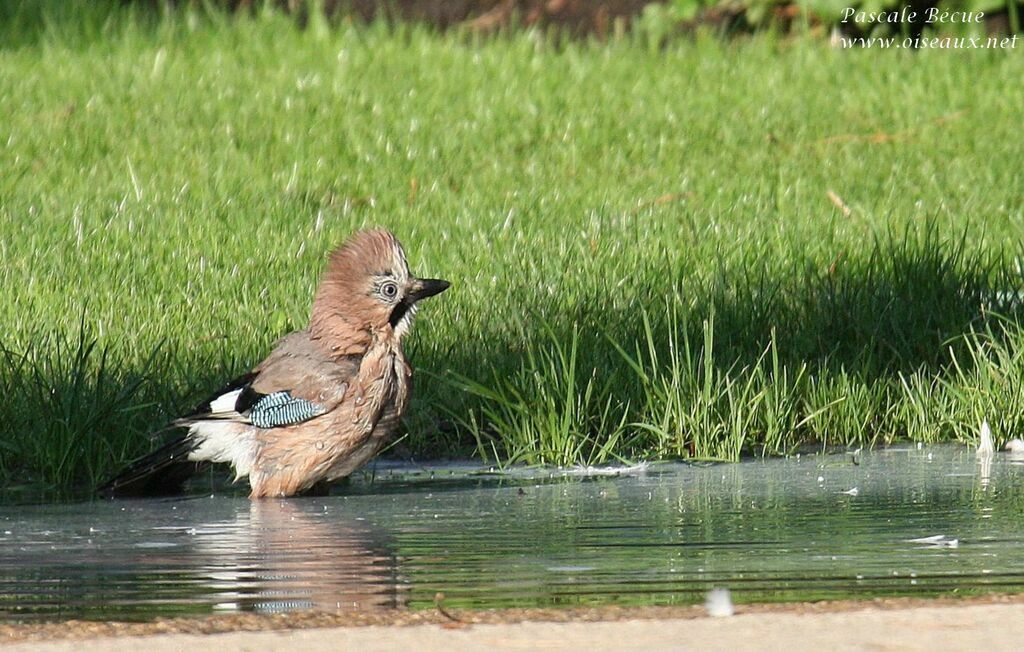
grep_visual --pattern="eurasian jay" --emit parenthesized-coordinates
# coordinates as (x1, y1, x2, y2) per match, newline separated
(101, 228, 449, 498)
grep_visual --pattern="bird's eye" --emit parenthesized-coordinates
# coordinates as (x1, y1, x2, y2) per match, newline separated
(381, 281, 399, 300)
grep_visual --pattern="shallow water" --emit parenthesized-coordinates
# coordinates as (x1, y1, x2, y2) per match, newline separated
(3, 445, 1024, 621)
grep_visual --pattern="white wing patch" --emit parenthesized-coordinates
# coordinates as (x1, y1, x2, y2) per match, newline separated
(188, 421, 256, 479)
(208, 389, 243, 415)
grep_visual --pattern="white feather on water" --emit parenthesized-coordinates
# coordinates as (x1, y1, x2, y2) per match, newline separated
(906, 534, 959, 548)
(563, 463, 649, 477)
(1006, 438, 1024, 454)
(978, 420, 995, 458)
(705, 587, 734, 617)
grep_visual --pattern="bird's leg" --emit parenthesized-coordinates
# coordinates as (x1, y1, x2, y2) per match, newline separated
(299, 480, 333, 497)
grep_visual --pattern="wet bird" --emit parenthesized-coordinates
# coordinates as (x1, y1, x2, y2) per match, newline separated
(101, 228, 449, 498)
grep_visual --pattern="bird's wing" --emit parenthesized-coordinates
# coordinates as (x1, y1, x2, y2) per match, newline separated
(177, 331, 361, 429)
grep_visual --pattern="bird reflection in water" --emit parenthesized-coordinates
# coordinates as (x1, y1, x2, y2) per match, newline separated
(186, 499, 402, 614)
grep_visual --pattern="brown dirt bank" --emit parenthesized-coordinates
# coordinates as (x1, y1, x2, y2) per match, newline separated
(198, 0, 657, 35)
(5, 593, 1024, 644)
(150, 1, 1022, 44)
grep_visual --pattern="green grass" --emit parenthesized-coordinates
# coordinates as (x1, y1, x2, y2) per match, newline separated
(2, 1, 1024, 496)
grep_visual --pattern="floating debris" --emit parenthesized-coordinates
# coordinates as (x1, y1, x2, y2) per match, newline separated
(563, 463, 649, 477)
(840, 487, 859, 496)
(705, 587, 734, 617)
(1006, 438, 1024, 454)
(906, 534, 959, 548)
(978, 421, 995, 458)
(978, 421, 995, 489)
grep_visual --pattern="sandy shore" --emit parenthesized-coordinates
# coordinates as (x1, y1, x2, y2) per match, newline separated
(5, 596, 1024, 651)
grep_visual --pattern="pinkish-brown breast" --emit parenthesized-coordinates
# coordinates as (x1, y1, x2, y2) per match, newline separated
(248, 341, 411, 498)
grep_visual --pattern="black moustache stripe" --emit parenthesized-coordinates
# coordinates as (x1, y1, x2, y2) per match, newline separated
(389, 299, 411, 327)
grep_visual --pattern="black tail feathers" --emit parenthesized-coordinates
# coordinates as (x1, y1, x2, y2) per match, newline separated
(99, 435, 205, 498)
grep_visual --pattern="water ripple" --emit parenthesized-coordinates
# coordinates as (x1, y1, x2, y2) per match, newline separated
(2, 445, 1024, 621)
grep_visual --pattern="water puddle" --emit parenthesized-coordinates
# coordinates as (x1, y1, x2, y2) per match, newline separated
(3, 445, 1024, 621)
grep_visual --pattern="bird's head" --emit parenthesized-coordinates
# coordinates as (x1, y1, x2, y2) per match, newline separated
(310, 229, 449, 351)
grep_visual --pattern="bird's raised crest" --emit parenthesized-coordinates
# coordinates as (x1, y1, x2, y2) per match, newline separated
(320, 229, 405, 291)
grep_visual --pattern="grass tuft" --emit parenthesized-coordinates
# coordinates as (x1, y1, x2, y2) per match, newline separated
(451, 323, 632, 467)
(2, 2, 1024, 495)
(0, 326, 161, 494)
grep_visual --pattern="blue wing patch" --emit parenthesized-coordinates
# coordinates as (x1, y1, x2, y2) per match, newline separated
(249, 391, 326, 428)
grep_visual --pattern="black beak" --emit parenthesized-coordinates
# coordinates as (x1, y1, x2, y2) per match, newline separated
(408, 278, 450, 303)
